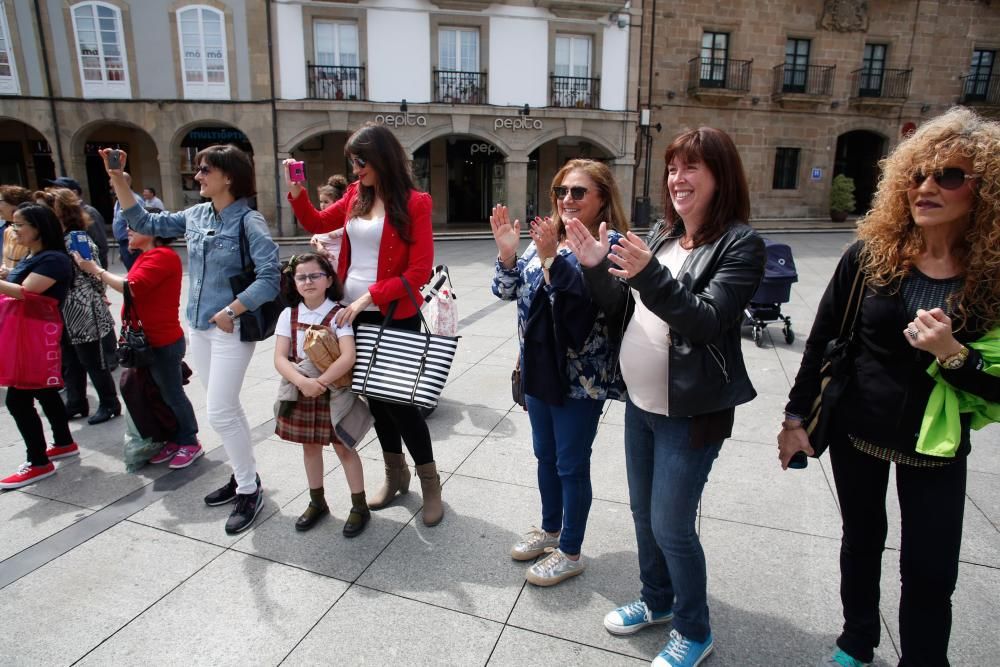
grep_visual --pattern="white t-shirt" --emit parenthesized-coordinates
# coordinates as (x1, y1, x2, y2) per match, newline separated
(343, 215, 384, 310)
(275, 299, 354, 359)
(619, 239, 692, 415)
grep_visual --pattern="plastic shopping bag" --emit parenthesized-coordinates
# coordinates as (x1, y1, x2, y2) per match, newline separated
(0, 292, 64, 389)
(422, 265, 458, 337)
(123, 410, 164, 473)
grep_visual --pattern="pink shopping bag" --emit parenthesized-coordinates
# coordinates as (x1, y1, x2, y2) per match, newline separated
(0, 291, 64, 389)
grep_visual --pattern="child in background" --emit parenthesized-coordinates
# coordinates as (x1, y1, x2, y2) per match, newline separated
(273, 253, 370, 536)
(310, 176, 349, 264)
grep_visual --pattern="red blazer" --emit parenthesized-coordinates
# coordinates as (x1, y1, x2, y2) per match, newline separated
(288, 182, 434, 319)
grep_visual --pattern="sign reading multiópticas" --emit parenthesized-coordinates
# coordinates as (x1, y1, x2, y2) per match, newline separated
(374, 113, 427, 128)
(494, 118, 543, 131)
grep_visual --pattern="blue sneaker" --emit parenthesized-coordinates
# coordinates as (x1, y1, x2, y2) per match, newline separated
(817, 648, 871, 667)
(652, 629, 714, 667)
(604, 599, 673, 635)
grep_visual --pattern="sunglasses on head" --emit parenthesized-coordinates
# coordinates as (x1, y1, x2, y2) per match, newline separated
(910, 167, 978, 191)
(350, 156, 367, 169)
(552, 186, 589, 201)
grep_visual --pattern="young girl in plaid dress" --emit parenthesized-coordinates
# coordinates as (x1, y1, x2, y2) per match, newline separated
(274, 253, 370, 536)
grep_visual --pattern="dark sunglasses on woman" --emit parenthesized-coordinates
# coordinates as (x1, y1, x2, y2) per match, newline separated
(350, 156, 367, 169)
(910, 167, 979, 190)
(552, 185, 588, 201)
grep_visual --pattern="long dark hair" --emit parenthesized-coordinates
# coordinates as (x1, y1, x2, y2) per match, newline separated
(15, 203, 67, 252)
(662, 127, 751, 247)
(282, 253, 344, 306)
(345, 123, 416, 243)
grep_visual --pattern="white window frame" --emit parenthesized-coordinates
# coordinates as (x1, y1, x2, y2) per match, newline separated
(438, 27, 479, 72)
(313, 20, 359, 68)
(554, 34, 591, 79)
(177, 4, 230, 100)
(71, 1, 131, 99)
(0, 1, 19, 94)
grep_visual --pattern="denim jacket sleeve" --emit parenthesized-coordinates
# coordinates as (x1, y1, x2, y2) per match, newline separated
(123, 204, 189, 239)
(234, 210, 280, 312)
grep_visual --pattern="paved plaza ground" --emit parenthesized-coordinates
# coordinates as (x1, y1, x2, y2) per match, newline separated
(1, 232, 997, 666)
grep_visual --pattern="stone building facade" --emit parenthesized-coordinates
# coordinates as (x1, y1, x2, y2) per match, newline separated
(635, 0, 1000, 221)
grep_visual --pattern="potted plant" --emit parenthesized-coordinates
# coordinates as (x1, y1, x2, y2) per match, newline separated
(829, 174, 856, 222)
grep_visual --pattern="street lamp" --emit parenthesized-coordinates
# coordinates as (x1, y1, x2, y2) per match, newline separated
(636, 109, 661, 228)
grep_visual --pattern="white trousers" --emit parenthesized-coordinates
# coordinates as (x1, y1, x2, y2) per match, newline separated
(188, 325, 258, 494)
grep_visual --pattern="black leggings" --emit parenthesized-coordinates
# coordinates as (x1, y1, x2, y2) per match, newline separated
(829, 434, 966, 666)
(6, 387, 74, 466)
(62, 333, 119, 410)
(353, 310, 434, 465)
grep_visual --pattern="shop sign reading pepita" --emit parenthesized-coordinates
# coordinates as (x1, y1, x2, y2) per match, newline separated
(374, 113, 427, 128)
(494, 118, 544, 131)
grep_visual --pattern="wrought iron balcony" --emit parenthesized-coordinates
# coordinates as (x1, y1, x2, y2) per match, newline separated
(960, 73, 1000, 105)
(550, 75, 601, 109)
(307, 64, 366, 101)
(433, 69, 488, 105)
(687, 57, 753, 97)
(849, 67, 911, 100)
(772, 64, 835, 96)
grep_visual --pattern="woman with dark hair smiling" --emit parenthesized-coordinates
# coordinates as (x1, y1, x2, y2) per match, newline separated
(105, 144, 280, 535)
(0, 204, 77, 489)
(285, 122, 442, 526)
(567, 128, 765, 667)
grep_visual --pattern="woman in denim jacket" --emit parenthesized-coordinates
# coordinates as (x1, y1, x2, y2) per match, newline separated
(491, 159, 629, 587)
(104, 145, 279, 536)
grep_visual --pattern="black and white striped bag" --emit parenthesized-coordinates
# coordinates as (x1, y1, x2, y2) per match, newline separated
(352, 279, 459, 408)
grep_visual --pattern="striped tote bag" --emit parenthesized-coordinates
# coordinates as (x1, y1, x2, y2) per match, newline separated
(352, 279, 459, 409)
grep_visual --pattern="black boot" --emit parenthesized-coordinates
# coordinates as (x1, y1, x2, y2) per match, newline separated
(295, 487, 330, 532)
(64, 398, 90, 420)
(87, 402, 121, 425)
(342, 491, 371, 538)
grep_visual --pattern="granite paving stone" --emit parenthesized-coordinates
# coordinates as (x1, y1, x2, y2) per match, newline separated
(0, 491, 92, 561)
(489, 626, 649, 665)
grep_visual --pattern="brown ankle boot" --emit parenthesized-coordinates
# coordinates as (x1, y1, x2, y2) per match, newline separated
(415, 462, 443, 526)
(368, 452, 410, 510)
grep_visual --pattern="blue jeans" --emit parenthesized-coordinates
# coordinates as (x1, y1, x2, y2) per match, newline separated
(624, 398, 722, 642)
(149, 337, 199, 446)
(525, 394, 605, 555)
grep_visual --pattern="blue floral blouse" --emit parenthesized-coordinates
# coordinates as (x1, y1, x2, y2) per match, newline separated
(492, 232, 626, 402)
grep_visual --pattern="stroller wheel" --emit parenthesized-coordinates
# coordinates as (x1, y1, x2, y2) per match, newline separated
(784, 324, 795, 344)
(752, 325, 765, 347)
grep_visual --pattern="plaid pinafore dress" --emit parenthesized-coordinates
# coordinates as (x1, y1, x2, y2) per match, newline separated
(274, 305, 341, 446)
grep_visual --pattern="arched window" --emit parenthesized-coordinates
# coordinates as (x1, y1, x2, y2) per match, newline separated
(177, 5, 229, 99)
(71, 1, 131, 98)
(0, 1, 19, 94)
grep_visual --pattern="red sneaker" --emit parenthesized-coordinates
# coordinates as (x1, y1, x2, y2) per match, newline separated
(149, 443, 180, 465)
(0, 462, 56, 489)
(45, 442, 80, 460)
(168, 443, 203, 469)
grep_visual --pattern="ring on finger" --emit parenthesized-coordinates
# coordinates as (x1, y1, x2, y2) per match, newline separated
(907, 327, 918, 340)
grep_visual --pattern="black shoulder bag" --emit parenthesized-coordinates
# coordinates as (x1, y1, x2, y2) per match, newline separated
(229, 213, 283, 342)
(802, 263, 867, 457)
(117, 283, 154, 368)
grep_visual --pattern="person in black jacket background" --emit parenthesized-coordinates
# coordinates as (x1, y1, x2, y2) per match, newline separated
(568, 127, 764, 667)
(779, 107, 1000, 667)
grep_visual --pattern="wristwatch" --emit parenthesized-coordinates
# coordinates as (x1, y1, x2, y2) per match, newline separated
(541, 256, 555, 270)
(937, 346, 970, 370)
(224, 306, 237, 320)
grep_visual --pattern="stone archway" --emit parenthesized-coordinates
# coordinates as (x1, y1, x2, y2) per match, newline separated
(71, 120, 160, 223)
(412, 134, 507, 225)
(0, 118, 57, 189)
(833, 129, 888, 214)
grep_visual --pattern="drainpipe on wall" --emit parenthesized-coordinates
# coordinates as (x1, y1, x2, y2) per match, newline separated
(265, 0, 283, 235)
(33, 0, 65, 175)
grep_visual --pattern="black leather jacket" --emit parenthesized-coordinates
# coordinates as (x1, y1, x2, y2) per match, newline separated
(582, 220, 766, 417)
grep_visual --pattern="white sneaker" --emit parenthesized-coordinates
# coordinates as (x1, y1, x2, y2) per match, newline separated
(525, 548, 585, 586)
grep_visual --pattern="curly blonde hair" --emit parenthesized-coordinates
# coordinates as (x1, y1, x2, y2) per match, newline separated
(857, 106, 1000, 329)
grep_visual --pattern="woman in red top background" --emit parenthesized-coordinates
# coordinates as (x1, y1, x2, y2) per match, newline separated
(285, 122, 443, 526)
(74, 228, 201, 470)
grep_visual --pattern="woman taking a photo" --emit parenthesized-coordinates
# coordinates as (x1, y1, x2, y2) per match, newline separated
(106, 144, 280, 535)
(568, 128, 765, 667)
(37, 187, 120, 425)
(286, 123, 441, 525)
(0, 204, 77, 488)
(490, 159, 629, 586)
(779, 108, 1000, 667)
(73, 227, 200, 469)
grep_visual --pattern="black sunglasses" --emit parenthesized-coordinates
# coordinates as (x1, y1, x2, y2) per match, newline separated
(552, 186, 589, 201)
(910, 167, 978, 191)
(195, 165, 212, 175)
(350, 156, 367, 169)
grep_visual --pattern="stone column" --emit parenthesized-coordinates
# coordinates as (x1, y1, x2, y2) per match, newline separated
(158, 153, 180, 214)
(504, 156, 529, 224)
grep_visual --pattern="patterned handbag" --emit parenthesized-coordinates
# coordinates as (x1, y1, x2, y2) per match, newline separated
(352, 278, 459, 409)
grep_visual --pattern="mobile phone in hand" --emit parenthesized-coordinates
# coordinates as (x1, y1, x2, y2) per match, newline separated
(107, 149, 122, 170)
(69, 230, 92, 260)
(788, 451, 808, 469)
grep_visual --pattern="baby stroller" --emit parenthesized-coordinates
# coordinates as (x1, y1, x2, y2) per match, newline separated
(744, 239, 797, 347)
